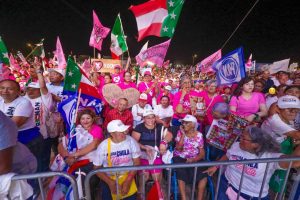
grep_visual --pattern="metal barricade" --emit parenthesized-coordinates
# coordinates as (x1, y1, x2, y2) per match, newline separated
(11, 171, 79, 200)
(84, 157, 300, 200)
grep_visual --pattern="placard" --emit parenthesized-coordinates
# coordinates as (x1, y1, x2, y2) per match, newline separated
(206, 114, 249, 151)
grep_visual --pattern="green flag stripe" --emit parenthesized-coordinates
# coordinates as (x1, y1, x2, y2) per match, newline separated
(64, 58, 82, 92)
(112, 15, 128, 52)
(0, 36, 10, 65)
(160, 0, 185, 37)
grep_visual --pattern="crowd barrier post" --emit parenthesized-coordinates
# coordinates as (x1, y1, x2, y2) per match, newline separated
(84, 157, 300, 200)
(11, 171, 79, 200)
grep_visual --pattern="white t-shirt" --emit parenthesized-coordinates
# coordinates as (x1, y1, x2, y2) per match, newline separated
(93, 136, 141, 174)
(0, 96, 35, 131)
(261, 114, 295, 143)
(46, 83, 63, 98)
(153, 104, 174, 119)
(25, 92, 53, 139)
(225, 142, 282, 198)
(132, 104, 152, 127)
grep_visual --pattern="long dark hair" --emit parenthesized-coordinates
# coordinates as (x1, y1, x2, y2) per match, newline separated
(232, 77, 254, 98)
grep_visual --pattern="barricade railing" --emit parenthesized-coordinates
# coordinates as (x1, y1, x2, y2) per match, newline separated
(84, 156, 300, 200)
(11, 171, 79, 200)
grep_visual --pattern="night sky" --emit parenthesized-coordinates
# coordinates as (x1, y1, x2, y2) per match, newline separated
(1, 0, 300, 64)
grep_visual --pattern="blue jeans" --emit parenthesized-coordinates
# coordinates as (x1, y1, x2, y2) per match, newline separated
(218, 175, 270, 200)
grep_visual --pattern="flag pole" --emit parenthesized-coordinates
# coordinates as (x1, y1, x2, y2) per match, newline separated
(93, 47, 96, 59)
(73, 89, 82, 126)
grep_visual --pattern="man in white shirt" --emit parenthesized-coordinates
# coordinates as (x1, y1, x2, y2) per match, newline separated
(0, 79, 44, 172)
(46, 68, 65, 102)
(132, 93, 152, 128)
(25, 67, 53, 172)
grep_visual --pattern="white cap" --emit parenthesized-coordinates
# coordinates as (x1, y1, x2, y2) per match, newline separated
(164, 85, 172, 91)
(278, 95, 300, 109)
(48, 68, 66, 78)
(107, 120, 130, 133)
(179, 114, 197, 124)
(27, 82, 40, 89)
(143, 109, 155, 117)
(139, 93, 148, 101)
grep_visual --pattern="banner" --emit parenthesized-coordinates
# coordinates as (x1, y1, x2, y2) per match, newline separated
(91, 58, 121, 73)
(197, 49, 222, 73)
(136, 39, 171, 67)
(213, 47, 246, 85)
(269, 58, 290, 74)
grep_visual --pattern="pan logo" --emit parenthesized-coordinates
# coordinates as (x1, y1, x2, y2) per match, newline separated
(219, 57, 239, 82)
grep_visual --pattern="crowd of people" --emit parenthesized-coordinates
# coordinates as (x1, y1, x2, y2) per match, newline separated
(0, 57, 300, 200)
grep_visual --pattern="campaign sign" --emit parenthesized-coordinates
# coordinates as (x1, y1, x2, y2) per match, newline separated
(213, 47, 246, 85)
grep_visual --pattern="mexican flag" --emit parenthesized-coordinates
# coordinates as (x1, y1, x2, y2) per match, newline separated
(59, 57, 102, 133)
(0, 36, 10, 65)
(129, 0, 185, 41)
(110, 14, 128, 59)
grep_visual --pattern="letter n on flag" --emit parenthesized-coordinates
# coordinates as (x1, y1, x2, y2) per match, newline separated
(213, 47, 246, 85)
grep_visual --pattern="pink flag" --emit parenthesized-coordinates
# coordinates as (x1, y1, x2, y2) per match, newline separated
(89, 10, 110, 51)
(81, 59, 91, 74)
(136, 39, 171, 67)
(197, 49, 222, 73)
(9, 54, 20, 70)
(245, 54, 252, 69)
(55, 36, 67, 69)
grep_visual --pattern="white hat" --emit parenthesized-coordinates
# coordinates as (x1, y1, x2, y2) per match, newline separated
(48, 68, 66, 78)
(27, 82, 40, 89)
(107, 120, 130, 133)
(179, 114, 197, 124)
(278, 95, 300, 109)
(143, 109, 155, 117)
(139, 93, 148, 101)
(164, 85, 172, 91)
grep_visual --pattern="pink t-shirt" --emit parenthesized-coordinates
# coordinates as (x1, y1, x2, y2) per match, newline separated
(89, 124, 104, 141)
(198, 91, 224, 125)
(172, 91, 191, 119)
(138, 81, 155, 105)
(229, 92, 266, 117)
(118, 82, 137, 90)
(111, 71, 124, 84)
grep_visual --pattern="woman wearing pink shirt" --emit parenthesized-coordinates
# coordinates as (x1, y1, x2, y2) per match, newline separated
(118, 71, 137, 90)
(137, 71, 158, 105)
(229, 77, 268, 123)
(198, 80, 224, 133)
(172, 76, 193, 126)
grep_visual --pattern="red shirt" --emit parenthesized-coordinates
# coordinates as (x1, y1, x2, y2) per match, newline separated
(103, 108, 133, 131)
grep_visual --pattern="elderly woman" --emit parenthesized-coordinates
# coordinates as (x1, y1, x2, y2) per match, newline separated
(197, 80, 224, 133)
(230, 77, 268, 123)
(173, 115, 207, 200)
(172, 75, 194, 126)
(205, 126, 300, 200)
(131, 109, 173, 196)
(94, 120, 141, 200)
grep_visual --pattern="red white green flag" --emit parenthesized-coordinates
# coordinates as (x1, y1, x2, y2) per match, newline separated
(129, 0, 185, 41)
(110, 14, 128, 59)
